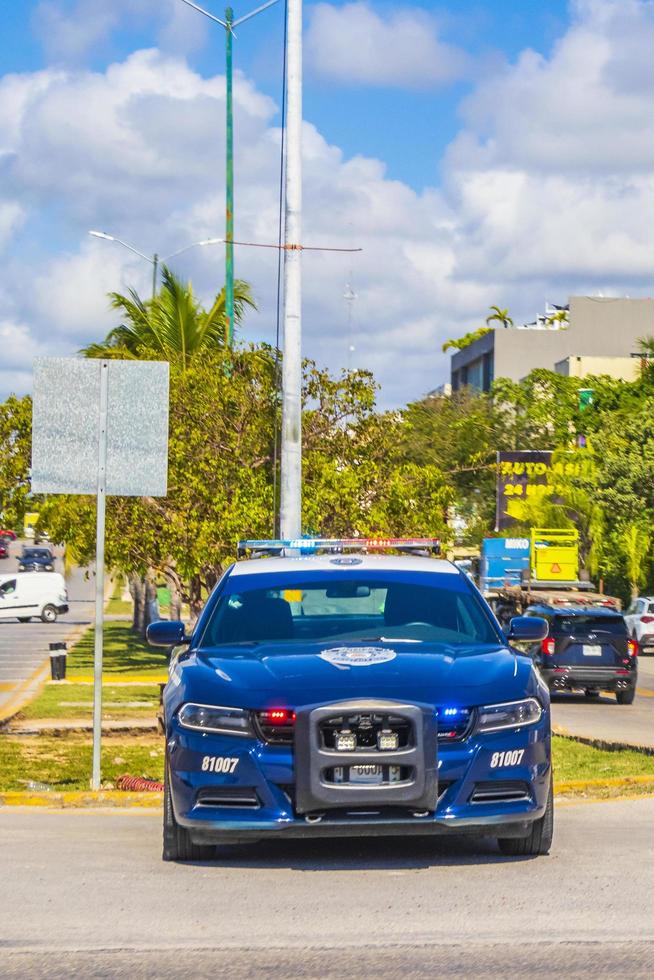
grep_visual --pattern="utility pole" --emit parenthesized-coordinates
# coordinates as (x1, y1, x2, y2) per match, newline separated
(177, 0, 279, 347)
(225, 6, 235, 346)
(280, 0, 303, 539)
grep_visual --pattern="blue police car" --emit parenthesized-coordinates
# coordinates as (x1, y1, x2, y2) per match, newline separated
(148, 539, 552, 861)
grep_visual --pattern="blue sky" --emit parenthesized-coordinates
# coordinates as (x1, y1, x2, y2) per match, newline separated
(3, 1, 654, 406)
(5, 1, 570, 189)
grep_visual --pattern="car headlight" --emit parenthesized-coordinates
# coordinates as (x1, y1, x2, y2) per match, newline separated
(177, 702, 253, 737)
(476, 698, 543, 734)
(45, 564, 54, 571)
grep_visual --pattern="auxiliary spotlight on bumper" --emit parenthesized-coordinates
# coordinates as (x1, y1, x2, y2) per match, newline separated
(377, 729, 399, 751)
(335, 730, 357, 752)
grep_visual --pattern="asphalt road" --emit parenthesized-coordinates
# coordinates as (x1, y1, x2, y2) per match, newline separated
(0, 541, 96, 714)
(550, 654, 654, 749)
(1, 798, 653, 978)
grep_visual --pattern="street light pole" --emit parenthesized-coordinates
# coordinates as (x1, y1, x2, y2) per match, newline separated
(177, 0, 279, 347)
(88, 232, 222, 300)
(279, 0, 302, 539)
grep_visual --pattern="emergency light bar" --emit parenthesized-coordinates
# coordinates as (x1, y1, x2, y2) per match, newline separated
(237, 537, 441, 558)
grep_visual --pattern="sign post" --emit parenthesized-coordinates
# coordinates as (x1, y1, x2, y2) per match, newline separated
(91, 362, 109, 790)
(32, 358, 169, 790)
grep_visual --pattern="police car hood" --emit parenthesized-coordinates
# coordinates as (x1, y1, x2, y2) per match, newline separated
(191, 640, 532, 707)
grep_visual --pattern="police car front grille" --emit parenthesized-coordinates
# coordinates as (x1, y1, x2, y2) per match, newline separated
(436, 708, 473, 742)
(255, 709, 474, 746)
(254, 713, 294, 745)
(470, 781, 531, 804)
(196, 787, 260, 808)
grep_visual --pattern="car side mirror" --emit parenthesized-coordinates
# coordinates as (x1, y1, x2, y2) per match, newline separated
(146, 621, 189, 647)
(504, 616, 548, 643)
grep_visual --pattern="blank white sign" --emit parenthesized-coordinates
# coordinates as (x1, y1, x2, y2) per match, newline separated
(31, 358, 169, 497)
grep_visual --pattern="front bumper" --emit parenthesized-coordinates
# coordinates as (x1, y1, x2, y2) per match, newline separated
(167, 709, 551, 845)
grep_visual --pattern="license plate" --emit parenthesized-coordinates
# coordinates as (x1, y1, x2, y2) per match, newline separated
(349, 764, 383, 784)
(583, 644, 602, 657)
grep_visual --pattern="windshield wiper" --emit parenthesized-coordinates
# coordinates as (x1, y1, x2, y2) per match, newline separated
(355, 636, 421, 644)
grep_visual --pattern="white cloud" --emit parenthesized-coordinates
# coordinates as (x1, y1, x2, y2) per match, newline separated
(5, 1, 654, 408)
(306, 2, 469, 89)
(32, 1, 207, 64)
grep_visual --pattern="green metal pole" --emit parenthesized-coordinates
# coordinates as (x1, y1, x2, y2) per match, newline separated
(225, 7, 235, 348)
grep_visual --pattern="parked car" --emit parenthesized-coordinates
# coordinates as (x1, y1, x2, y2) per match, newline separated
(148, 537, 552, 862)
(0, 540, 9, 560)
(624, 597, 654, 655)
(18, 547, 55, 572)
(0, 572, 68, 622)
(0, 529, 17, 541)
(525, 605, 637, 704)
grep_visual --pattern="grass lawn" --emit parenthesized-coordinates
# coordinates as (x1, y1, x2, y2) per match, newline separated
(552, 735, 654, 782)
(18, 683, 160, 721)
(0, 735, 165, 791)
(2, 731, 654, 795)
(66, 620, 168, 679)
(12, 621, 165, 724)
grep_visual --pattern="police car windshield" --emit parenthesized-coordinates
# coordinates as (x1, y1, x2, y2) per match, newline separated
(200, 576, 500, 648)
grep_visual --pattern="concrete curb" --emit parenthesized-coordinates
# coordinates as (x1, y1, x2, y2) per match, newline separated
(0, 790, 162, 808)
(553, 728, 654, 756)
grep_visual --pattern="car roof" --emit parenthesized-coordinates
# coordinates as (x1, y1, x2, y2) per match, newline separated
(529, 604, 622, 617)
(229, 554, 460, 577)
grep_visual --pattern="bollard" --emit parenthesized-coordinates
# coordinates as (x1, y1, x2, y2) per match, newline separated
(49, 641, 67, 681)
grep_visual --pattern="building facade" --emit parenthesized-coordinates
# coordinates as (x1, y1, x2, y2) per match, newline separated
(450, 297, 654, 392)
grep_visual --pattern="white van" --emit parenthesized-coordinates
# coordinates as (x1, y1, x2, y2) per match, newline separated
(0, 572, 69, 623)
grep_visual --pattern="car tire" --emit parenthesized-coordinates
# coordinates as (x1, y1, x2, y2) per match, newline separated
(17, 617, 31, 623)
(40, 605, 57, 623)
(497, 775, 553, 857)
(163, 763, 214, 863)
(616, 687, 636, 705)
(584, 690, 600, 698)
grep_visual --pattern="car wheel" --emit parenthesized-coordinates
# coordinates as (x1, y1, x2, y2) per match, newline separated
(616, 687, 636, 705)
(40, 605, 57, 623)
(163, 762, 214, 863)
(497, 775, 553, 857)
(584, 690, 600, 698)
(17, 617, 31, 623)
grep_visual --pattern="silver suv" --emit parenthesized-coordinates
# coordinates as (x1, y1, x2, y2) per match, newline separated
(624, 597, 654, 654)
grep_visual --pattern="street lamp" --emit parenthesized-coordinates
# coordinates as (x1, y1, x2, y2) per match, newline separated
(176, 0, 280, 347)
(88, 230, 223, 299)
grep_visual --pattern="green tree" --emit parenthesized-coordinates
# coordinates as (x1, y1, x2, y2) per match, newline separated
(621, 522, 652, 600)
(39, 354, 453, 618)
(485, 306, 513, 329)
(80, 266, 256, 367)
(399, 388, 500, 542)
(637, 336, 654, 359)
(441, 326, 492, 353)
(0, 395, 34, 531)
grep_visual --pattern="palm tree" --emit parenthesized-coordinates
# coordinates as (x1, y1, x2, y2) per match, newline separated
(637, 336, 654, 359)
(485, 306, 513, 329)
(81, 265, 256, 367)
(545, 309, 569, 328)
(622, 522, 652, 600)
